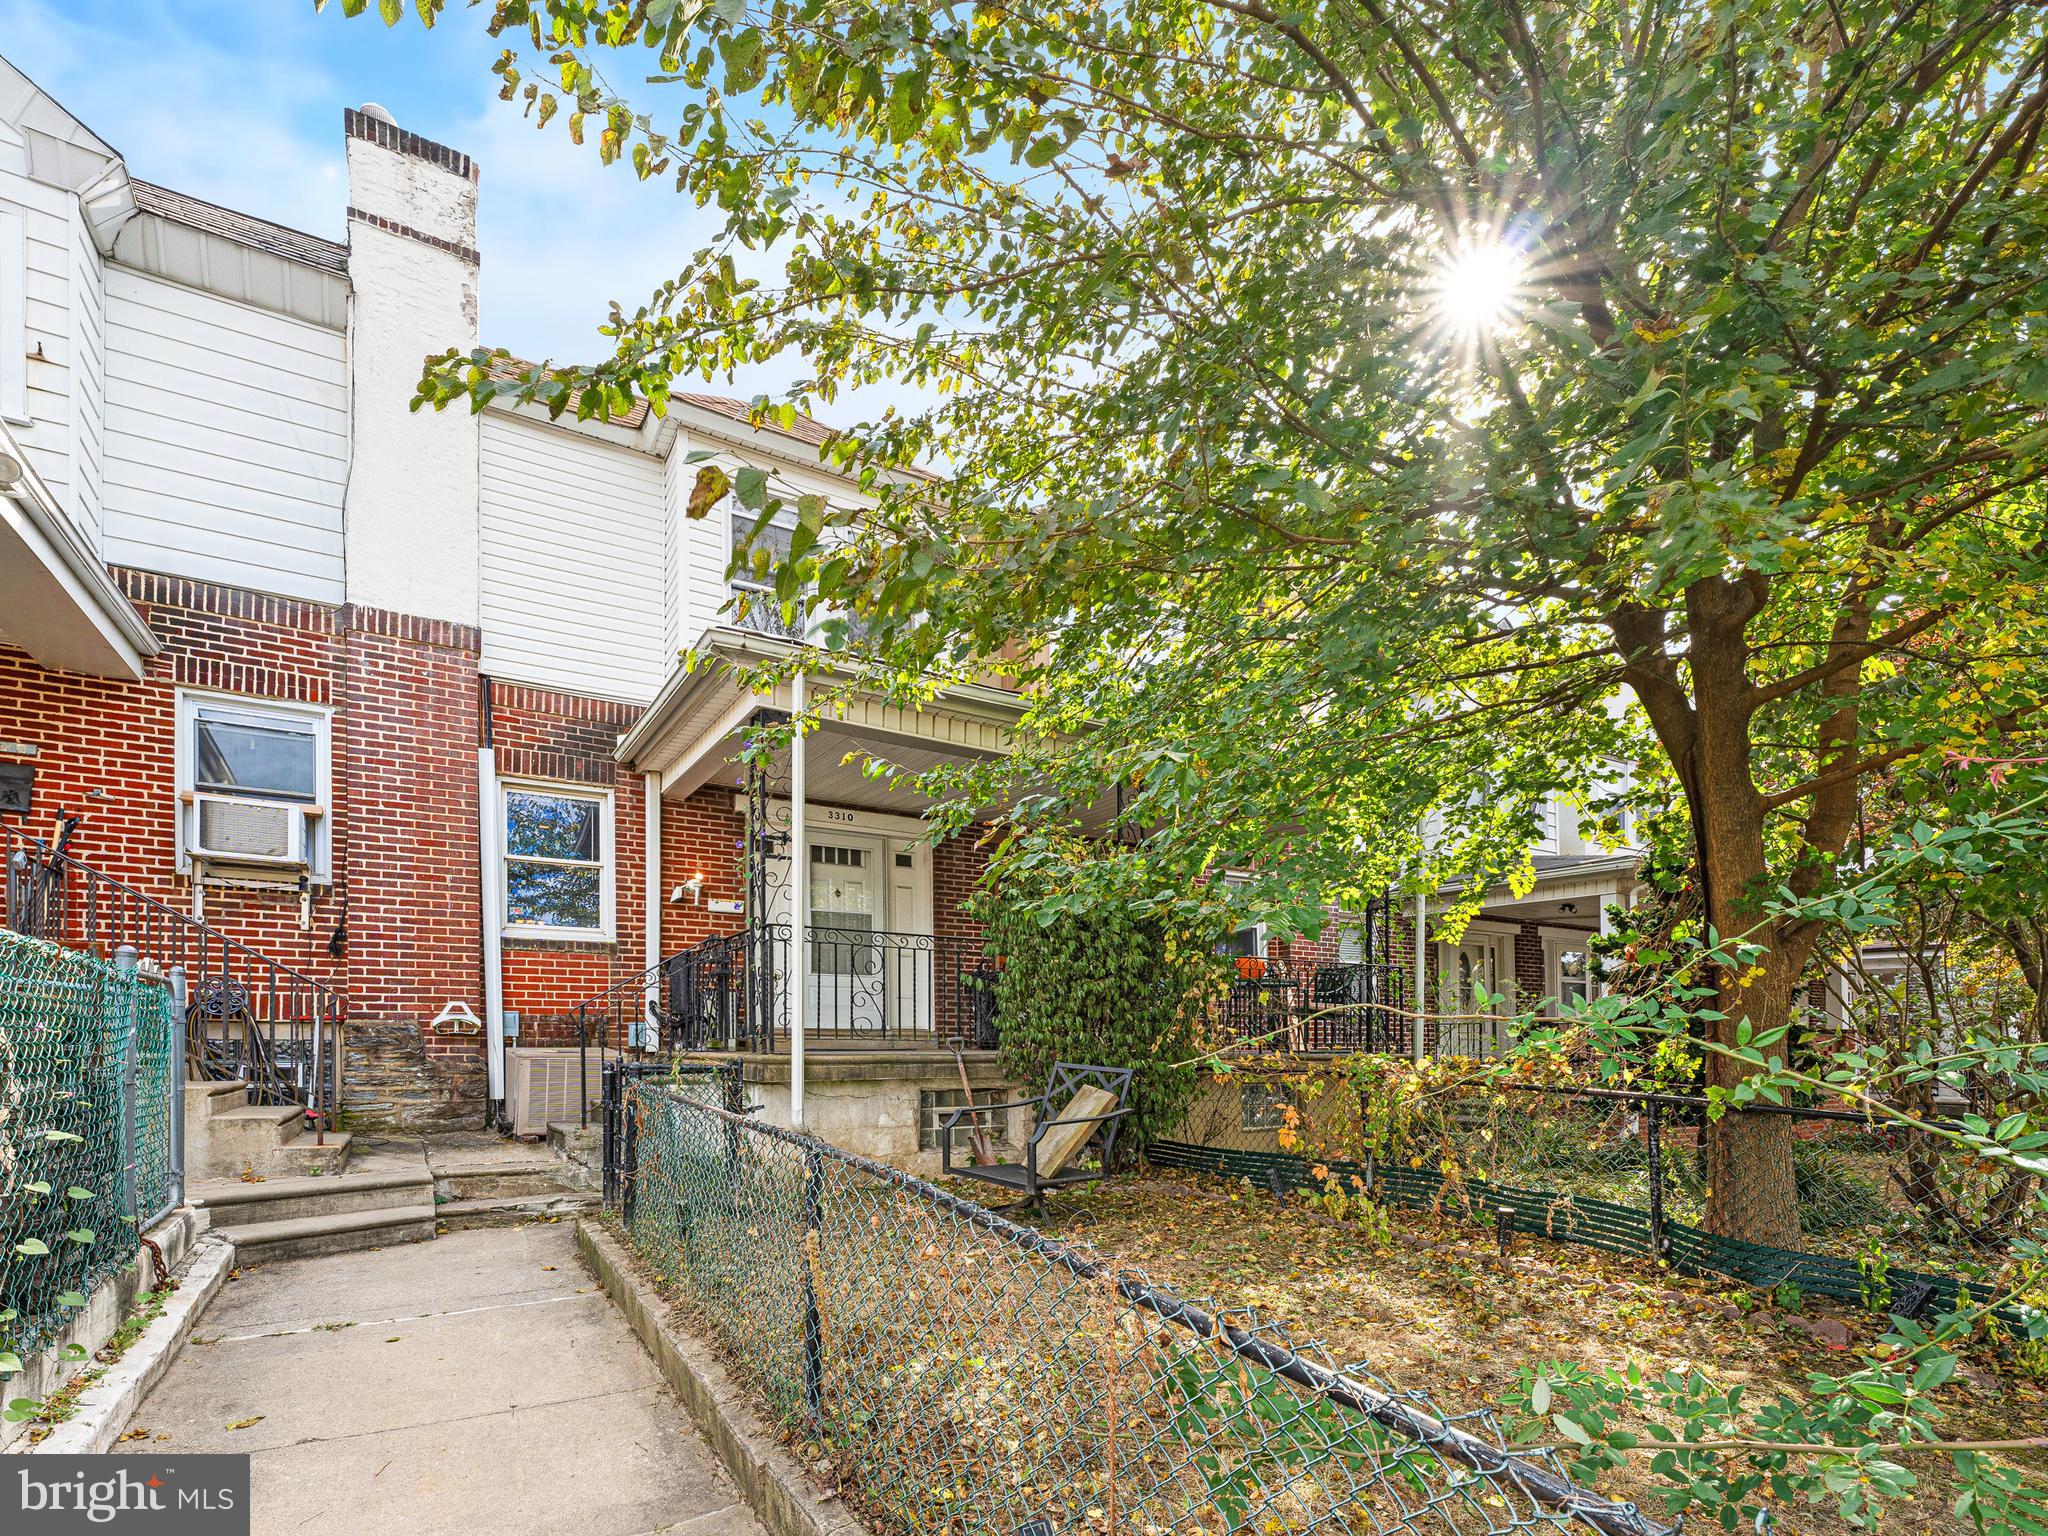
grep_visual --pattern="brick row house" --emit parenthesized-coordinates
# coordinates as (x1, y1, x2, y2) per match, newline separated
(0, 58, 1026, 1159)
(1, 55, 1680, 1172)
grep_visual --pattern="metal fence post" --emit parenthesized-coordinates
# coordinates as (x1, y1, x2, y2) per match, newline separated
(801, 1144, 825, 1426)
(1645, 1098, 1667, 1262)
(169, 966, 188, 1211)
(113, 944, 141, 1227)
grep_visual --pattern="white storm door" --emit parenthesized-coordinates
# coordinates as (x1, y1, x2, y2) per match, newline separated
(808, 838, 886, 1032)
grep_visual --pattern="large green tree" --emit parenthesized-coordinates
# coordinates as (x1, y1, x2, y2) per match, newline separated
(353, 0, 2048, 1247)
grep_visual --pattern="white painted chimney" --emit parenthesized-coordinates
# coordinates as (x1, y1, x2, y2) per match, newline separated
(341, 106, 482, 627)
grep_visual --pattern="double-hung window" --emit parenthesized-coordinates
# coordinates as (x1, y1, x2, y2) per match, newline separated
(728, 508, 801, 639)
(501, 784, 613, 939)
(175, 692, 332, 880)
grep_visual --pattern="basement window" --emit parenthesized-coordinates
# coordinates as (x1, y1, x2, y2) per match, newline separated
(918, 1088, 998, 1152)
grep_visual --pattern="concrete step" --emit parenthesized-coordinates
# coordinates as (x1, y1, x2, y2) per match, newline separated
(433, 1192, 600, 1231)
(217, 1203, 439, 1263)
(431, 1160, 575, 1202)
(194, 1166, 434, 1228)
(267, 1131, 353, 1177)
(203, 1104, 308, 1173)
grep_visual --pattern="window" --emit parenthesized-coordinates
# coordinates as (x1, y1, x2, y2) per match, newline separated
(1335, 926, 1365, 964)
(502, 784, 613, 938)
(1548, 939, 1596, 1015)
(175, 692, 331, 880)
(728, 508, 801, 639)
(1239, 1081, 1296, 1132)
(918, 1088, 998, 1152)
(1217, 922, 1266, 961)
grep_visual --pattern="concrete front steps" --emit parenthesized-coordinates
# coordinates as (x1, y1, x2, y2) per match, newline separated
(185, 1078, 352, 1181)
(428, 1145, 597, 1231)
(192, 1161, 437, 1263)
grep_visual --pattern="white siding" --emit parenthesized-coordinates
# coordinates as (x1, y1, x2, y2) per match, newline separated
(480, 413, 668, 701)
(3, 174, 79, 523)
(100, 267, 348, 602)
(67, 202, 104, 551)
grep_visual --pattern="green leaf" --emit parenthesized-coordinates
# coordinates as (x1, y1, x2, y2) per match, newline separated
(734, 465, 769, 510)
(13, 1239, 49, 1257)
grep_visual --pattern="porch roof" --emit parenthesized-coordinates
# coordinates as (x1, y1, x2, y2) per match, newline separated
(616, 626, 1031, 812)
(0, 420, 160, 680)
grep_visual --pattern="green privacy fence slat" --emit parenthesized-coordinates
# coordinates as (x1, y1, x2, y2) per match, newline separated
(1146, 1140, 2024, 1330)
(2, 928, 180, 1364)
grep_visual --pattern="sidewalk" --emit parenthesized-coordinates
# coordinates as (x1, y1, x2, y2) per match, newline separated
(115, 1222, 766, 1536)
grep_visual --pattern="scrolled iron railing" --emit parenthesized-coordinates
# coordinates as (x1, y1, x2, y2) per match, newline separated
(2, 825, 345, 1127)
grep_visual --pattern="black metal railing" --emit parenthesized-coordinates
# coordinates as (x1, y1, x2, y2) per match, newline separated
(2, 825, 345, 1125)
(1217, 960, 1411, 1053)
(571, 923, 1003, 1109)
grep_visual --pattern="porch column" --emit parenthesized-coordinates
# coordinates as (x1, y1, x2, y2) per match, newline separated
(644, 771, 661, 1048)
(790, 669, 807, 1129)
(1413, 892, 1427, 1064)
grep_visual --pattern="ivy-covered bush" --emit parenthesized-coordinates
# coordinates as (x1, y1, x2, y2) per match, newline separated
(981, 896, 1221, 1152)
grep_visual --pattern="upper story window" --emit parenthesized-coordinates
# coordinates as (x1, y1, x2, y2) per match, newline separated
(728, 508, 801, 639)
(501, 783, 613, 939)
(176, 692, 332, 881)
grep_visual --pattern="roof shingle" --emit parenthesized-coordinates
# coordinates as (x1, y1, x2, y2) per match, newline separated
(129, 180, 349, 276)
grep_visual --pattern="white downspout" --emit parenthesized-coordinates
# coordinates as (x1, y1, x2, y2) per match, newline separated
(644, 772, 662, 1050)
(478, 748, 506, 1100)
(789, 669, 808, 1130)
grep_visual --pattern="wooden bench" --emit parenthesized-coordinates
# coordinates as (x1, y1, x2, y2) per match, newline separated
(940, 1061, 1136, 1208)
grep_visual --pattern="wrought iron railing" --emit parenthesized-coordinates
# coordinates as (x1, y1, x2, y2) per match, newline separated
(571, 923, 1003, 1110)
(1217, 960, 1412, 1053)
(2, 825, 345, 1125)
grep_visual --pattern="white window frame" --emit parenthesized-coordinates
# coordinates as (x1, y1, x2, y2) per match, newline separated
(1, 203, 27, 424)
(726, 500, 803, 640)
(175, 692, 331, 884)
(1543, 931, 1598, 1016)
(174, 690, 333, 882)
(499, 778, 615, 942)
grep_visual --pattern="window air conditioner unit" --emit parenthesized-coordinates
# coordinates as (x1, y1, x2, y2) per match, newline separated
(189, 792, 307, 868)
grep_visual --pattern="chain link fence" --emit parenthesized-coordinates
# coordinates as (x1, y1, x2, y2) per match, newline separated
(1, 928, 184, 1363)
(612, 1074, 1674, 1536)
(1153, 1068, 2035, 1324)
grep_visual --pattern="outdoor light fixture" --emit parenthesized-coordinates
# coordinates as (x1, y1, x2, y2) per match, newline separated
(0, 450, 23, 489)
(1559, 902, 1578, 915)
(669, 873, 706, 906)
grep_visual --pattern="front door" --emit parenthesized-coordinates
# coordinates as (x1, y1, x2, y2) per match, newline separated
(808, 839, 886, 1032)
(1438, 935, 1507, 1056)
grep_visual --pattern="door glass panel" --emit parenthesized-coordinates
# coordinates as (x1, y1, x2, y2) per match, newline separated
(810, 844, 877, 975)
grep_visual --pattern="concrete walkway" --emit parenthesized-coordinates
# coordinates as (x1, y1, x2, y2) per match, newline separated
(116, 1222, 767, 1536)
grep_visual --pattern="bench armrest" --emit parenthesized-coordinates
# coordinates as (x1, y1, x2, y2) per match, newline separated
(1026, 1103, 1135, 1145)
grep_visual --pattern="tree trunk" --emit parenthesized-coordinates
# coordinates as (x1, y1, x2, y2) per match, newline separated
(1686, 583, 1806, 1250)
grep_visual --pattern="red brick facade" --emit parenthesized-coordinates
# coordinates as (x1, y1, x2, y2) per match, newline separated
(0, 572, 999, 1113)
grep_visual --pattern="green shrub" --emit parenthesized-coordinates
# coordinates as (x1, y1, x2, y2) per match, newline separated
(982, 898, 1218, 1151)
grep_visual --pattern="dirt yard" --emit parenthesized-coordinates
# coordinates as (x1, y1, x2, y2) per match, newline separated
(1020, 1170, 2047, 1536)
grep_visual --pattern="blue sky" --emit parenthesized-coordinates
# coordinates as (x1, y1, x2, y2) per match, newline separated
(2, 0, 769, 383)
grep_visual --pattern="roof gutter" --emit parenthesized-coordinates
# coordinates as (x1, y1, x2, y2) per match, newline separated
(614, 626, 1030, 769)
